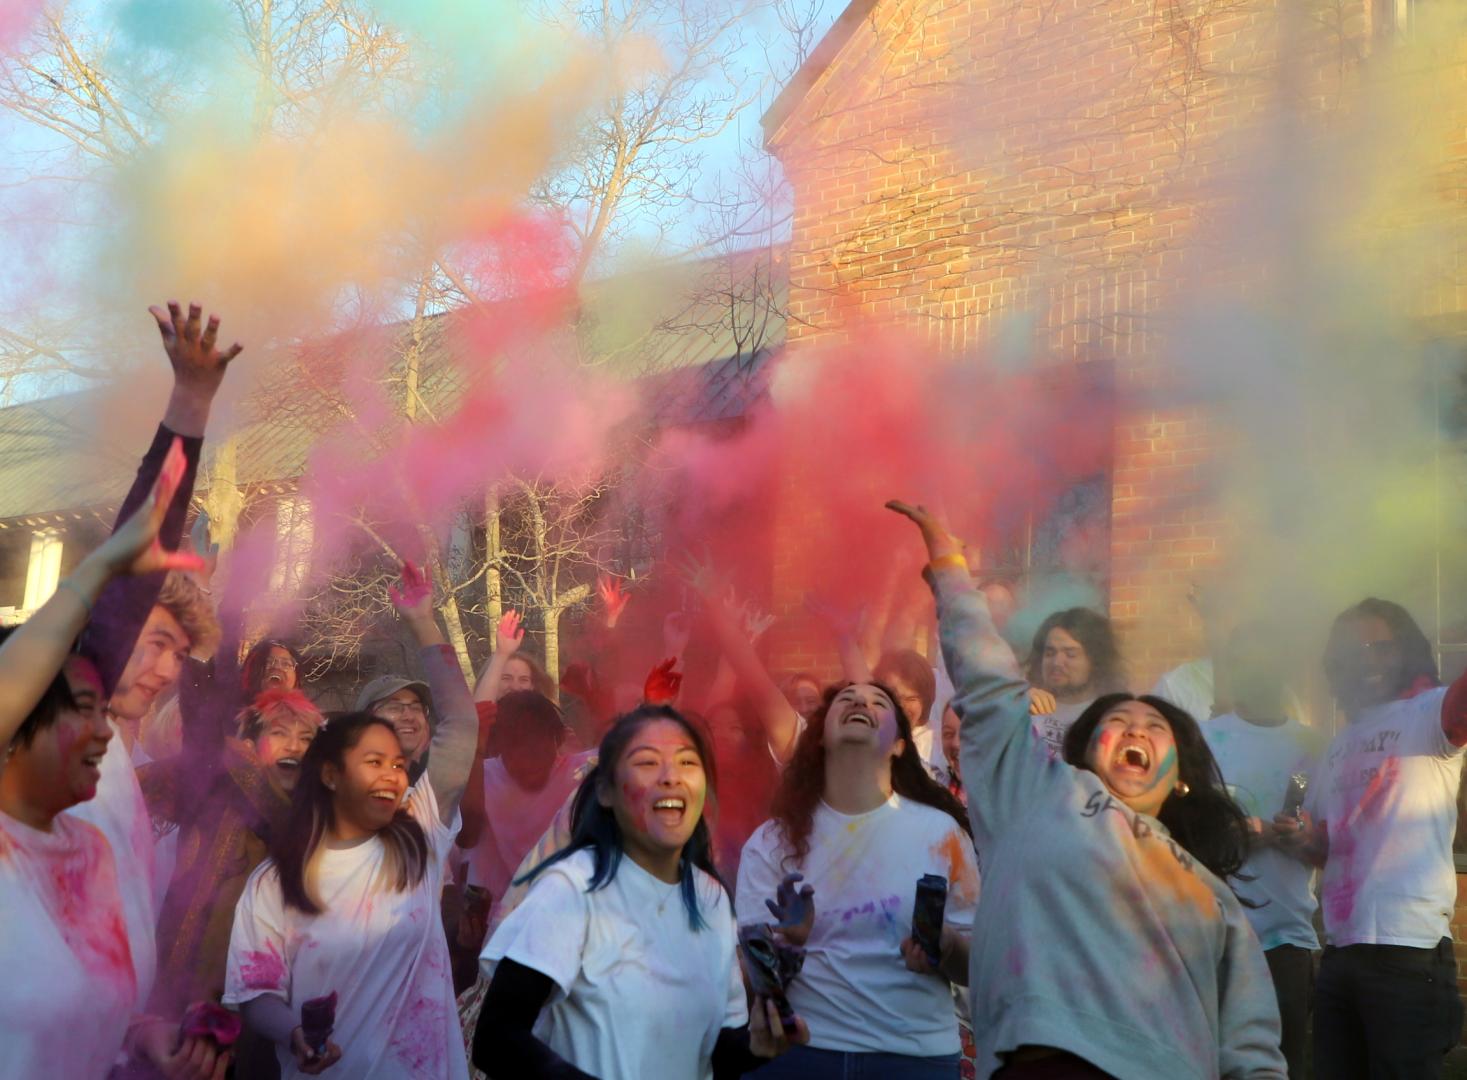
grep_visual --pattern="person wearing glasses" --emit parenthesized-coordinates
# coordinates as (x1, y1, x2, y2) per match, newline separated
(1283, 599, 1467, 1079)
(356, 672, 438, 786)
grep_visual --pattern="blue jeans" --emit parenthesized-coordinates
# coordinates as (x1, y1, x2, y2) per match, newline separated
(750, 1045, 962, 1079)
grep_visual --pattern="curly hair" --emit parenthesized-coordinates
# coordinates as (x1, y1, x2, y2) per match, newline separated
(157, 571, 221, 655)
(769, 682, 970, 872)
(1061, 693, 1252, 883)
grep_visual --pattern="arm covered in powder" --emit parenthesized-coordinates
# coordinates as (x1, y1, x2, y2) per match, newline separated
(1216, 897, 1288, 1078)
(928, 555, 1048, 846)
(421, 639, 480, 822)
(82, 302, 239, 696)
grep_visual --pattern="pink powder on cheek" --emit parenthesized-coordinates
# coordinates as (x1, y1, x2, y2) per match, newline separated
(619, 781, 650, 831)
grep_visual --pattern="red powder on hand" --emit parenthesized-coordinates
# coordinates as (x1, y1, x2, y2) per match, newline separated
(180, 1001, 242, 1048)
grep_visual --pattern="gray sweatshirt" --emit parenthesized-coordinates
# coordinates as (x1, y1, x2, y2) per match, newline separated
(930, 562, 1285, 1080)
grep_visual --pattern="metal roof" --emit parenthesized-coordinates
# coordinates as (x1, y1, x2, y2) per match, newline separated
(0, 250, 786, 523)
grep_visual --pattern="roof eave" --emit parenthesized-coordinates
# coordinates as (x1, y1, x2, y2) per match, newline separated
(760, 0, 882, 152)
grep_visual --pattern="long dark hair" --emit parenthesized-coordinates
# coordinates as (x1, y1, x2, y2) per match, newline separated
(1026, 608, 1126, 693)
(1062, 693, 1251, 882)
(241, 639, 304, 697)
(770, 682, 971, 871)
(1324, 597, 1439, 704)
(519, 705, 727, 930)
(270, 712, 429, 914)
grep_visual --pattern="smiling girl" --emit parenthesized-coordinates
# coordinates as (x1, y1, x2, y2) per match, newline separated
(223, 565, 478, 1078)
(735, 682, 979, 1080)
(472, 704, 807, 1080)
(888, 500, 1285, 1080)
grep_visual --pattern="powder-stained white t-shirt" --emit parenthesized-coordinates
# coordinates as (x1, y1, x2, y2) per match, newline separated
(1030, 700, 1092, 757)
(483, 848, 746, 1080)
(0, 811, 137, 1080)
(223, 778, 467, 1080)
(66, 719, 158, 1002)
(1307, 687, 1466, 947)
(466, 751, 593, 913)
(1203, 713, 1323, 951)
(736, 795, 979, 1057)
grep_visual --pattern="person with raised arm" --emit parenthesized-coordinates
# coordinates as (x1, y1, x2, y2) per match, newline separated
(473, 704, 808, 1080)
(0, 442, 227, 1080)
(69, 302, 240, 1006)
(222, 561, 479, 1078)
(1289, 598, 1467, 1078)
(887, 499, 1285, 1080)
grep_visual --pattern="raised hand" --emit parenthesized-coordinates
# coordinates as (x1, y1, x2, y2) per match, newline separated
(739, 599, 776, 644)
(495, 609, 525, 655)
(149, 301, 243, 398)
(885, 500, 963, 561)
(765, 872, 815, 946)
(389, 560, 434, 623)
(597, 573, 630, 628)
(93, 438, 206, 579)
(675, 549, 724, 597)
(643, 658, 683, 705)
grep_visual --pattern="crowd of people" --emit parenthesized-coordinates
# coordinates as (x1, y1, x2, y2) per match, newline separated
(0, 302, 1463, 1080)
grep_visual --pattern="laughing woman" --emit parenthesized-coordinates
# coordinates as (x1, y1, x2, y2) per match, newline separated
(473, 704, 808, 1080)
(735, 682, 980, 1080)
(888, 500, 1285, 1080)
(223, 564, 478, 1078)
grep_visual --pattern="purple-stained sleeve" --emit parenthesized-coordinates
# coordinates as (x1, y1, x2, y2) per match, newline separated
(79, 424, 203, 697)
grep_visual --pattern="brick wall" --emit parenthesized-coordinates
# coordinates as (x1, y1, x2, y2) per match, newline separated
(765, 0, 1467, 1033)
(761, 0, 1389, 684)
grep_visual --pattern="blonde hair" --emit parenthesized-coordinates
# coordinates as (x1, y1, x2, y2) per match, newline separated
(157, 572, 221, 656)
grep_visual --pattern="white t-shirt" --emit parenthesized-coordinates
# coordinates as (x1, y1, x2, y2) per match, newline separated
(1307, 687, 1466, 947)
(467, 751, 592, 908)
(0, 811, 137, 1080)
(223, 778, 467, 1080)
(911, 723, 950, 785)
(1030, 700, 1091, 757)
(483, 848, 746, 1080)
(1151, 659, 1215, 723)
(65, 718, 158, 1002)
(736, 795, 979, 1057)
(1203, 713, 1322, 951)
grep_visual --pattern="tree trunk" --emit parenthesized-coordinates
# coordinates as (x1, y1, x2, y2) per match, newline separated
(425, 533, 475, 683)
(543, 583, 590, 695)
(484, 488, 502, 646)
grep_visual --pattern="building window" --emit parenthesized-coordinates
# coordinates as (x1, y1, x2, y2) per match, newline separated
(22, 530, 63, 611)
(269, 496, 314, 595)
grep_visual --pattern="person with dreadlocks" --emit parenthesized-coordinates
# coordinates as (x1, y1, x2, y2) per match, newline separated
(735, 681, 978, 1080)
(888, 499, 1283, 1080)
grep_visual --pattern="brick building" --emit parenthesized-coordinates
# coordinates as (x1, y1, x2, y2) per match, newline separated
(756, 0, 1467, 1027)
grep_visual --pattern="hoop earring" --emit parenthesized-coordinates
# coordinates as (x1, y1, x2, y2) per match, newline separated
(1174, 781, 1191, 797)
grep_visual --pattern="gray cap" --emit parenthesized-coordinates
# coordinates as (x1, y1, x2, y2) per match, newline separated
(354, 674, 434, 718)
